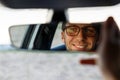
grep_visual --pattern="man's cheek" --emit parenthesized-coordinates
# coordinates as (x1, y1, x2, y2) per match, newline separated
(87, 41, 93, 50)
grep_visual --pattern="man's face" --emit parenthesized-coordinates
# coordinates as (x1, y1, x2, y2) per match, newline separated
(61, 23, 97, 51)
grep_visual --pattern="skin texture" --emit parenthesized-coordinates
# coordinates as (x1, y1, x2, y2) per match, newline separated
(98, 17, 120, 80)
(61, 23, 97, 51)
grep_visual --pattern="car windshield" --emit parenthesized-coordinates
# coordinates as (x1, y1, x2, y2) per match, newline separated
(0, 2, 53, 47)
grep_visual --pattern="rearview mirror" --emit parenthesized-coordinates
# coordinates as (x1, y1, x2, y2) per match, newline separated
(9, 21, 102, 52)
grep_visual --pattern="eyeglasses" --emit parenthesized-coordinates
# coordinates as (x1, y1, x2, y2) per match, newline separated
(64, 26, 96, 37)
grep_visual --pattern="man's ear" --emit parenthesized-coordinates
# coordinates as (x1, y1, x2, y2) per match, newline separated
(61, 32, 65, 43)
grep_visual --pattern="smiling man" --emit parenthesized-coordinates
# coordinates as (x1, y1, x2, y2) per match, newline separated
(61, 22, 101, 51)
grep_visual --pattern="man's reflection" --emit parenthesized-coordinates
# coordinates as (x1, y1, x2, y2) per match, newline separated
(61, 22, 101, 51)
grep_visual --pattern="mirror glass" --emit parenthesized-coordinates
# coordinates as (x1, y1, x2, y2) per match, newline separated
(9, 22, 102, 52)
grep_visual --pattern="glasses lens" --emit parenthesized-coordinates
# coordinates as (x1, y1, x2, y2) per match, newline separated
(66, 26, 79, 36)
(65, 26, 96, 37)
(83, 27, 96, 37)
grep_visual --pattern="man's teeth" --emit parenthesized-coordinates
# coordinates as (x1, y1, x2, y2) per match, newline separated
(76, 46, 85, 48)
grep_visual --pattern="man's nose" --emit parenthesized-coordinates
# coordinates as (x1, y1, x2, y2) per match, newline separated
(76, 30, 85, 40)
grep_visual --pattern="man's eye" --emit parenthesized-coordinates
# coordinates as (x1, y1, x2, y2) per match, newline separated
(84, 28, 96, 34)
(70, 28, 77, 32)
(87, 29, 94, 32)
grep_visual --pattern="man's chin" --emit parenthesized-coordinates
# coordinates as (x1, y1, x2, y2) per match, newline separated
(71, 47, 86, 51)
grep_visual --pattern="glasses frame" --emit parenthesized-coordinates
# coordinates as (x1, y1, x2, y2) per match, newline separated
(63, 25, 97, 37)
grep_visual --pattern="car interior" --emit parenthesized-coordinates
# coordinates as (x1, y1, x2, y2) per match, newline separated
(0, 0, 120, 80)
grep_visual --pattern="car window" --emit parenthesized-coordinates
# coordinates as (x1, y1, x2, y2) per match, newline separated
(51, 22, 64, 49)
(66, 5, 120, 29)
(9, 25, 29, 48)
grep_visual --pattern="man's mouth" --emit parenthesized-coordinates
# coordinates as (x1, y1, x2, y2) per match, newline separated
(76, 45, 85, 48)
(72, 44, 86, 50)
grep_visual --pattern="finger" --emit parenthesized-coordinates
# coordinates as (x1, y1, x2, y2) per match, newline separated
(102, 17, 120, 44)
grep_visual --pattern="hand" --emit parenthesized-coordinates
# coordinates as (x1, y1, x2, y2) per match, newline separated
(98, 17, 120, 80)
